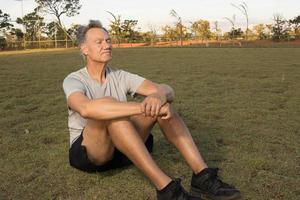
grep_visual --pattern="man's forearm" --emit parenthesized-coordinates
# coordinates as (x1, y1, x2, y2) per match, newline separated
(82, 97, 142, 120)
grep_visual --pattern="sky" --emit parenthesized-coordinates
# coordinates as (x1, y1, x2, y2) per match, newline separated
(1, 0, 299, 32)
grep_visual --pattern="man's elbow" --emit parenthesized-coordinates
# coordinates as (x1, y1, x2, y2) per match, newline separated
(78, 105, 89, 118)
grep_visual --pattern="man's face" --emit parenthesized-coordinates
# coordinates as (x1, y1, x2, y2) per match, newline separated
(82, 28, 112, 63)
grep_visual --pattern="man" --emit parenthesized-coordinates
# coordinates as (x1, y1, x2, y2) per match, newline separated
(62, 20, 241, 200)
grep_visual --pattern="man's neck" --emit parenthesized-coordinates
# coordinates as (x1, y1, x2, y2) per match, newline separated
(86, 61, 107, 83)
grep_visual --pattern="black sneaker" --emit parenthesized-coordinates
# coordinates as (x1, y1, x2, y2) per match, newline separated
(190, 168, 241, 200)
(157, 178, 202, 200)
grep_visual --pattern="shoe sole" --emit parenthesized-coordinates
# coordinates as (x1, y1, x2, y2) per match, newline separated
(190, 186, 241, 200)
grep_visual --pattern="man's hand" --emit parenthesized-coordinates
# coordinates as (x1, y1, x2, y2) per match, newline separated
(141, 93, 167, 117)
(158, 103, 174, 120)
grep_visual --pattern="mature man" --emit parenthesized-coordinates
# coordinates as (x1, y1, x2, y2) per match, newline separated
(62, 20, 241, 200)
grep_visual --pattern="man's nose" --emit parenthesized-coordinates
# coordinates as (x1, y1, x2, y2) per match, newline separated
(103, 40, 111, 48)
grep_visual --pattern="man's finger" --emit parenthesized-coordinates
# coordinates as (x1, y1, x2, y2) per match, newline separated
(155, 104, 160, 116)
(141, 102, 145, 113)
(145, 104, 152, 116)
(150, 104, 156, 117)
(164, 111, 171, 119)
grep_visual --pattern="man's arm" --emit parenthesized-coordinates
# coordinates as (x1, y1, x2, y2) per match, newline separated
(136, 80, 175, 103)
(67, 92, 143, 120)
(135, 80, 175, 117)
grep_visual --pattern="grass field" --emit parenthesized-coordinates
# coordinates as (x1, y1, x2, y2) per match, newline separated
(0, 47, 299, 200)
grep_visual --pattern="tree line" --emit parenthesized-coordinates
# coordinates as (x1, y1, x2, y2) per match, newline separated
(0, 0, 299, 50)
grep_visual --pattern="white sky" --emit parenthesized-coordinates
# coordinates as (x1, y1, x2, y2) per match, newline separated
(1, 0, 299, 32)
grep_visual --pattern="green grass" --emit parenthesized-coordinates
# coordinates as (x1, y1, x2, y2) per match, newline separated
(0, 47, 299, 200)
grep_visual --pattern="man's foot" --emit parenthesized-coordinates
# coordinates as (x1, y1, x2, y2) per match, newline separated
(190, 168, 241, 200)
(157, 178, 202, 200)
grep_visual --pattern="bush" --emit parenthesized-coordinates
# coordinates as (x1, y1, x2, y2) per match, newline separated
(0, 37, 7, 50)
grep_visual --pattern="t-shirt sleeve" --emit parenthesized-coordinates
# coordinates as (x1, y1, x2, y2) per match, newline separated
(62, 76, 86, 99)
(119, 70, 145, 96)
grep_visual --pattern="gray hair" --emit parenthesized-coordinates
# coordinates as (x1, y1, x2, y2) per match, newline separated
(76, 20, 109, 47)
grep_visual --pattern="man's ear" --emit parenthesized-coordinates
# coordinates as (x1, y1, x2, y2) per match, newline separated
(80, 43, 88, 56)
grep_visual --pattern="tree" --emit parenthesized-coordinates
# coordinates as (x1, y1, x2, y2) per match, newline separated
(289, 15, 300, 39)
(231, 2, 249, 40)
(0, 9, 13, 32)
(227, 28, 243, 39)
(35, 0, 81, 28)
(170, 9, 183, 46)
(107, 11, 122, 45)
(265, 24, 273, 39)
(212, 21, 222, 41)
(44, 21, 65, 40)
(272, 14, 290, 41)
(121, 19, 138, 43)
(145, 24, 157, 45)
(10, 28, 24, 40)
(161, 25, 177, 41)
(191, 19, 212, 41)
(0, 37, 7, 49)
(253, 24, 268, 40)
(224, 15, 236, 39)
(67, 24, 80, 42)
(16, 8, 45, 42)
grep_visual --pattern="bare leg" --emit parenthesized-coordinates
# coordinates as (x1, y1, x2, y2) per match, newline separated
(107, 117, 171, 189)
(82, 117, 171, 190)
(157, 105, 208, 174)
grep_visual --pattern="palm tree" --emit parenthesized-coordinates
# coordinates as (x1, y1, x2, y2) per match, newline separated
(224, 15, 236, 39)
(231, 2, 249, 40)
(170, 9, 183, 46)
(107, 11, 122, 45)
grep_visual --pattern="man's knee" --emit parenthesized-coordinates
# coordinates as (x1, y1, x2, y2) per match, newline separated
(107, 116, 131, 127)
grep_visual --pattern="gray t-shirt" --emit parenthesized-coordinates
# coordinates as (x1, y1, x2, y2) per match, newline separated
(62, 66, 145, 146)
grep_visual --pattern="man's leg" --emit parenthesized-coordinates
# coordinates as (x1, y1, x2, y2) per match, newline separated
(81, 117, 171, 190)
(156, 104, 208, 174)
(156, 104, 240, 199)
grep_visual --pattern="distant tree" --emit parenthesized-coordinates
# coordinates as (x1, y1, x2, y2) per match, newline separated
(170, 9, 183, 46)
(107, 11, 122, 45)
(44, 21, 65, 40)
(161, 25, 177, 41)
(224, 15, 236, 39)
(121, 19, 138, 43)
(272, 14, 290, 41)
(35, 0, 81, 28)
(16, 8, 45, 42)
(212, 21, 222, 41)
(10, 28, 24, 40)
(265, 24, 273, 39)
(226, 28, 243, 39)
(231, 2, 249, 40)
(253, 24, 268, 40)
(289, 15, 300, 39)
(191, 19, 212, 42)
(146, 24, 158, 45)
(0, 36, 7, 49)
(0, 9, 13, 32)
(67, 24, 80, 42)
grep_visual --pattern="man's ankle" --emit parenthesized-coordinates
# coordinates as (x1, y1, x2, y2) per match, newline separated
(156, 177, 172, 191)
(193, 165, 208, 175)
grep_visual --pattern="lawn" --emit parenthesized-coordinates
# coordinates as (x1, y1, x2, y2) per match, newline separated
(0, 47, 299, 200)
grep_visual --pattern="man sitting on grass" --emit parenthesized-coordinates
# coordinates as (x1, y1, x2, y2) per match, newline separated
(62, 20, 241, 200)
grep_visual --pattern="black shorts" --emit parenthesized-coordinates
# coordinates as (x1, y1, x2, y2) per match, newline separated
(69, 132, 154, 173)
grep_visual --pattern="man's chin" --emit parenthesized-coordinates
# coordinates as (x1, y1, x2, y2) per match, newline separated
(99, 56, 112, 63)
